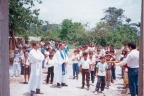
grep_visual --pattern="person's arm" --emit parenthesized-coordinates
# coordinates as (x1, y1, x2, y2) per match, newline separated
(115, 54, 133, 66)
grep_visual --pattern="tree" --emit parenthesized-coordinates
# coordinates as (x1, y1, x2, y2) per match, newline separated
(125, 18, 131, 24)
(101, 7, 125, 28)
(9, 0, 43, 37)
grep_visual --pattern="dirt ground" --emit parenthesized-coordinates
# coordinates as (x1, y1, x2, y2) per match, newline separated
(10, 49, 130, 96)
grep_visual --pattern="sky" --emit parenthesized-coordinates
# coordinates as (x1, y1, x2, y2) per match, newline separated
(33, 0, 141, 28)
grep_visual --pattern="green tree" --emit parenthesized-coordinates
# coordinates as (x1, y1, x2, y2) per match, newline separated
(101, 7, 125, 28)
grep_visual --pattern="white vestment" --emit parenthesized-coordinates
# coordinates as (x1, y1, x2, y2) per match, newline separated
(28, 49, 44, 91)
(53, 50, 68, 84)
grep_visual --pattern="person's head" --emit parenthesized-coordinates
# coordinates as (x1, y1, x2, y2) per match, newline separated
(22, 46, 26, 52)
(128, 42, 136, 51)
(83, 52, 88, 60)
(51, 49, 56, 54)
(89, 51, 93, 58)
(59, 43, 65, 50)
(24, 52, 29, 58)
(110, 50, 114, 55)
(74, 50, 78, 55)
(15, 48, 19, 54)
(49, 54, 53, 60)
(41, 38, 44, 42)
(97, 48, 101, 54)
(63, 41, 66, 45)
(46, 48, 51, 52)
(100, 56, 105, 63)
(104, 45, 107, 50)
(25, 41, 29, 44)
(47, 42, 50, 46)
(105, 54, 111, 61)
(32, 42, 39, 50)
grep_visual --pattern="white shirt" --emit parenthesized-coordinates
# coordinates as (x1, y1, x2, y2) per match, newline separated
(80, 58, 91, 69)
(71, 54, 80, 63)
(46, 58, 54, 68)
(95, 53, 102, 61)
(116, 49, 139, 68)
(25, 44, 31, 50)
(89, 57, 96, 71)
(96, 62, 108, 76)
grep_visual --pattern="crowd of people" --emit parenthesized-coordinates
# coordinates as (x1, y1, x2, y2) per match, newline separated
(12, 39, 139, 96)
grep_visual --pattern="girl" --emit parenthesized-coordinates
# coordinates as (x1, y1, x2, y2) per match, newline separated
(46, 54, 54, 84)
(71, 50, 80, 79)
(21, 52, 30, 84)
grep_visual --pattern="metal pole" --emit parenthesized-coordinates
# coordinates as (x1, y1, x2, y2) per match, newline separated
(0, 0, 10, 96)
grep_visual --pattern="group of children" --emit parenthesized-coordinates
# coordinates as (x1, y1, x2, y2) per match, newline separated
(71, 43, 130, 95)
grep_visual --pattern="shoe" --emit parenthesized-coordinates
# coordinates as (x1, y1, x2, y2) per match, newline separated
(81, 86, 84, 89)
(95, 91, 98, 95)
(51, 82, 53, 84)
(36, 92, 44, 94)
(105, 86, 109, 89)
(101, 91, 105, 94)
(23, 82, 26, 84)
(57, 83, 61, 88)
(76, 76, 78, 80)
(31, 94, 38, 96)
(73, 77, 75, 79)
(61, 83, 68, 86)
(92, 83, 94, 86)
(87, 87, 89, 90)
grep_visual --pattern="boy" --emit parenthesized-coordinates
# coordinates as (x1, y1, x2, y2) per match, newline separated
(105, 54, 113, 89)
(71, 50, 80, 79)
(79, 52, 91, 90)
(95, 56, 108, 95)
(13, 48, 21, 77)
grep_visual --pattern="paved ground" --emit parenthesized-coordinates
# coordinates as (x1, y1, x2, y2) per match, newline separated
(10, 49, 130, 96)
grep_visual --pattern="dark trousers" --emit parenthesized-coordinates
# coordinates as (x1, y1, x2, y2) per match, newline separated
(82, 69, 90, 87)
(91, 71, 95, 83)
(128, 68, 138, 96)
(46, 67, 54, 83)
(111, 66, 116, 80)
(73, 63, 78, 76)
(95, 76, 106, 92)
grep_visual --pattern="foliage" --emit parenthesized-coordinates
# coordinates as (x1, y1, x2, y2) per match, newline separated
(101, 7, 125, 28)
(9, 0, 43, 36)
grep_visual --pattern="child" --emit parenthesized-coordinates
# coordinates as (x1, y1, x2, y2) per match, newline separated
(95, 56, 108, 95)
(105, 54, 113, 89)
(21, 52, 30, 84)
(89, 51, 96, 86)
(46, 54, 54, 84)
(13, 48, 21, 77)
(79, 52, 91, 90)
(71, 50, 80, 79)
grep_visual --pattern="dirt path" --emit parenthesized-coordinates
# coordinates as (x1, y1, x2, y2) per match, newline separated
(10, 49, 130, 96)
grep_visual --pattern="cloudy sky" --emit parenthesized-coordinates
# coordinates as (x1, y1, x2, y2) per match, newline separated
(33, 0, 141, 28)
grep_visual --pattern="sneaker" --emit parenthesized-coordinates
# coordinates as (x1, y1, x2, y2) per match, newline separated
(101, 91, 105, 94)
(92, 83, 94, 86)
(87, 87, 89, 90)
(81, 86, 84, 89)
(95, 91, 98, 95)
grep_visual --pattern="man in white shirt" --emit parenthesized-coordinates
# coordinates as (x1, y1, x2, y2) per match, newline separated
(115, 42, 139, 96)
(79, 52, 91, 90)
(28, 42, 44, 96)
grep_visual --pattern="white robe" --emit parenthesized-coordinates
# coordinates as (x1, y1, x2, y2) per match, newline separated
(53, 50, 68, 84)
(28, 49, 44, 91)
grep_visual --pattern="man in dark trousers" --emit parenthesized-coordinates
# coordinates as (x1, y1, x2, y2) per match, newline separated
(115, 42, 139, 96)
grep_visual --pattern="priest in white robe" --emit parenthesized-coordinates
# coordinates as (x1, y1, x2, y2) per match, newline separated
(54, 43, 68, 87)
(28, 42, 44, 96)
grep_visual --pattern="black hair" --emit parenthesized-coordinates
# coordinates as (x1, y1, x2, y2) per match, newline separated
(128, 42, 136, 49)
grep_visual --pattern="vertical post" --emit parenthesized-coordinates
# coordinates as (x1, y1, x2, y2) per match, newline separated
(0, 0, 10, 96)
(138, 0, 144, 96)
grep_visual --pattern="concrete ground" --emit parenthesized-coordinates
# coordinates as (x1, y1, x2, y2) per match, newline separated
(10, 49, 130, 96)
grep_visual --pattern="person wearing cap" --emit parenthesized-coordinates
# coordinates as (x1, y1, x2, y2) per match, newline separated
(53, 43, 68, 88)
(45, 53, 55, 84)
(28, 42, 44, 96)
(13, 48, 21, 77)
(105, 53, 113, 89)
(115, 42, 139, 96)
(79, 52, 91, 90)
(95, 56, 108, 95)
